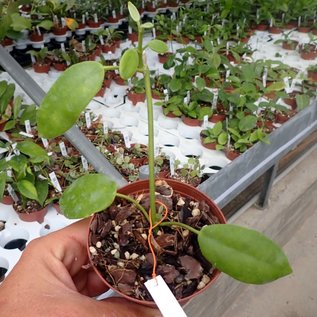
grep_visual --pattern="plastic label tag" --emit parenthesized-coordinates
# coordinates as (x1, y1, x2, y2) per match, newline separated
(19, 131, 34, 138)
(41, 138, 49, 149)
(202, 115, 208, 128)
(7, 184, 19, 203)
(24, 120, 32, 134)
(144, 275, 187, 317)
(103, 123, 108, 134)
(169, 157, 175, 176)
(49, 172, 62, 192)
(262, 67, 268, 87)
(85, 112, 92, 129)
(12, 143, 20, 156)
(59, 142, 68, 157)
(81, 155, 89, 171)
(122, 132, 131, 148)
(283, 77, 291, 93)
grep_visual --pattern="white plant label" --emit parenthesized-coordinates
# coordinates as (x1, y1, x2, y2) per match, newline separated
(82, 14, 85, 24)
(226, 41, 230, 55)
(262, 67, 268, 87)
(99, 36, 104, 45)
(93, 13, 98, 23)
(85, 112, 92, 129)
(12, 143, 20, 156)
(19, 131, 33, 138)
(112, 10, 116, 19)
(41, 138, 49, 149)
(120, 6, 123, 15)
(30, 54, 36, 64)
(298, 16, 301, 27)
(283, 77, 291, 93)
(128, 26, 132, 34)
(202, 115, 208, 128)
(61, 43, 66, 52)
(269, 18, 273, 27)
(212, 89, 219, 109)
(61, 17, 66, 27)
(225, 69, 231, 81)
(49, 172, 62, 192)
(6, 169, 12, 177)
(7, 184, 19, 203)
(103, 123, 108, 134)
(81, 155, 89, 171)
(144, 275, 187, 317)
(154, 145, 160, 157)
(123, 132, 131, 148)
(169, 157, 175, 176)
(24, 120, 32, 134)
(59, 141, 68, 157)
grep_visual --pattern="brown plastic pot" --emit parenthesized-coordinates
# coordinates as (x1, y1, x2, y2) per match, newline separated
(209, 113, 226, 123)
(52, 26, 68, 36)
(268, 26, 282, 34)
(87, 179, 226, 307)
(182, 116, 202, 127)
(1, 196, 14, 205)
(127, 90, 146, 105)
(282, 40, 298, 50)
(32, 63, 51, 73)
(15, 205, 49, 223)
(307, 70, 317, 82)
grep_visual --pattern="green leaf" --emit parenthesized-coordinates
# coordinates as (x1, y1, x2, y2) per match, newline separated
(0, 171, 6, 201)
(13, 95, 22, 120)
(60, 174, 117, 219)
(128, 1, 140, 23)
(37, 19, 54, 30)
(119, 48, 139, 80)
(20, 104, 37, 124)
(35, 179, 48, 206)
(295, 94, 310, 110)
(17, 179, 38, 201)
(147, 39, 168, 54)
(141, 22, 154, 29)
(37, 61, 104, 138)
(198, 224, 292, 284)
(218, 132, 228, 145)
(10, 13, 32, 31)
(169, 78, 182, 92)
(213, 121, 223, 136)
(239, 115, 257, 132)
(265, 81, 285, 92)
(195, 77, 206, 91)
(16, 140, 49, 164)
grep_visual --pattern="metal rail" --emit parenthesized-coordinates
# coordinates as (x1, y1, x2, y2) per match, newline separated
(0, 45, 127, 187)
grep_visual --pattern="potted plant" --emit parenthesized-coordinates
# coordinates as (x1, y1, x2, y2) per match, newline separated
(35, 2, 292, 311)
(127, 76, 146, 105)
(200, 121, 227, 150)
(274, 31, 299, 50)
(28, 47, 51, 73)
(298, 33, 317, 60)
(306, 64, 317, 82)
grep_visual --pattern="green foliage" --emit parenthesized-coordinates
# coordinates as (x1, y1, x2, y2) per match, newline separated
(119, 48, 139, 80)
(37, 61, 104, 138)
(198, 224, 292, 284)
(60, 174, 117, 218)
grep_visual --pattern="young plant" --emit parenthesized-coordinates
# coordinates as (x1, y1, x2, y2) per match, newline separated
(35, 1, 292, 299)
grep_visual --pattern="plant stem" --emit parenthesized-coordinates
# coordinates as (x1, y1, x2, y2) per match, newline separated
(137, 24, 144, 69)
(144, 64, 156, 224)
(103, 65, 119, 72)
(115, 192, 150, 222)
(160, 221, 200, 235)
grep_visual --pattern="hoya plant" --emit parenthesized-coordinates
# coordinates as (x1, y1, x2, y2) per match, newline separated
(36, 2, 292, 288)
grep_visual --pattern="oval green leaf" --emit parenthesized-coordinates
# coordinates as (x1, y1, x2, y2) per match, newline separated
(141, 22, 154, 29)
(16, 140, 49, 164)
(119, 48, 139, 80)
(128, 1, 140, 22)
(37, 62, 104, 138)
(17, 179, 38, 201)
(198, 224, 292, 284)
(147, 39, 168, 54)
(60, 174, 117, 219)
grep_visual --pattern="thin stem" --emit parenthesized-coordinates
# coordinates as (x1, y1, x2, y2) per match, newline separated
(137, 24, 144, 69)
(115, 192, 149, 222)
(103, 65, 119, 71)
(160, 221, 200, 235)
(144, 65, 156, 224)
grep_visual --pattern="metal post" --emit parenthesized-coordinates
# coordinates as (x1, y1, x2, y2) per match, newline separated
(256, 163, 278, 209)
(0, 45, 127, 187)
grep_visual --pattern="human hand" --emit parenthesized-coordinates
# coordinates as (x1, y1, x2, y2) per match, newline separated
(0, 218, 161, 317)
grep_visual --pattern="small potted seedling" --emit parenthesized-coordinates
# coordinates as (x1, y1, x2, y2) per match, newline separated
(35, 2, 292, 312)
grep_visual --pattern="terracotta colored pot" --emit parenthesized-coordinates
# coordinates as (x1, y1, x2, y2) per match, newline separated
(128, 33, 138, 43)
(127, 90, 146, 105)
(15, 205, 49, 223)
(224, 148, 240, 161)
(87, 179, 226, 307)
(53, 62, 67, 71)
(201, 140, 217, 150)
(113, 76, 126, 86)
(158, 52, 172, 64)
(255, 24, 268, 31)
(312, 28, 317, 36)
(275, 112, 290, 124)
(165, 111, 178, 118)
(308, 70, 317, 82)
(300, 51, 317, 60)
(86, 20, 102, 28)
(52, 26, 68, 36)
(1, 196, 14, 205)
(297, 26, 311, 33)
(95, 86, 106, 97)
(101, 43, 116, 54)
(33, 63, 50, 73)
(240, 37, 250, 43)
(29, 32, 44, 42)
(0, 38, 14, 46)
(268, 26, 282, 34)
(182, 116, 202, 127)
(107, 16, 120, 24)
(282, 40, 298, 50)
(283, 97, 297, 110)
(209, 113, 226, 123)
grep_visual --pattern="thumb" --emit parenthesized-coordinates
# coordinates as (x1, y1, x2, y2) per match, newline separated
(97, 297, 162, 317)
